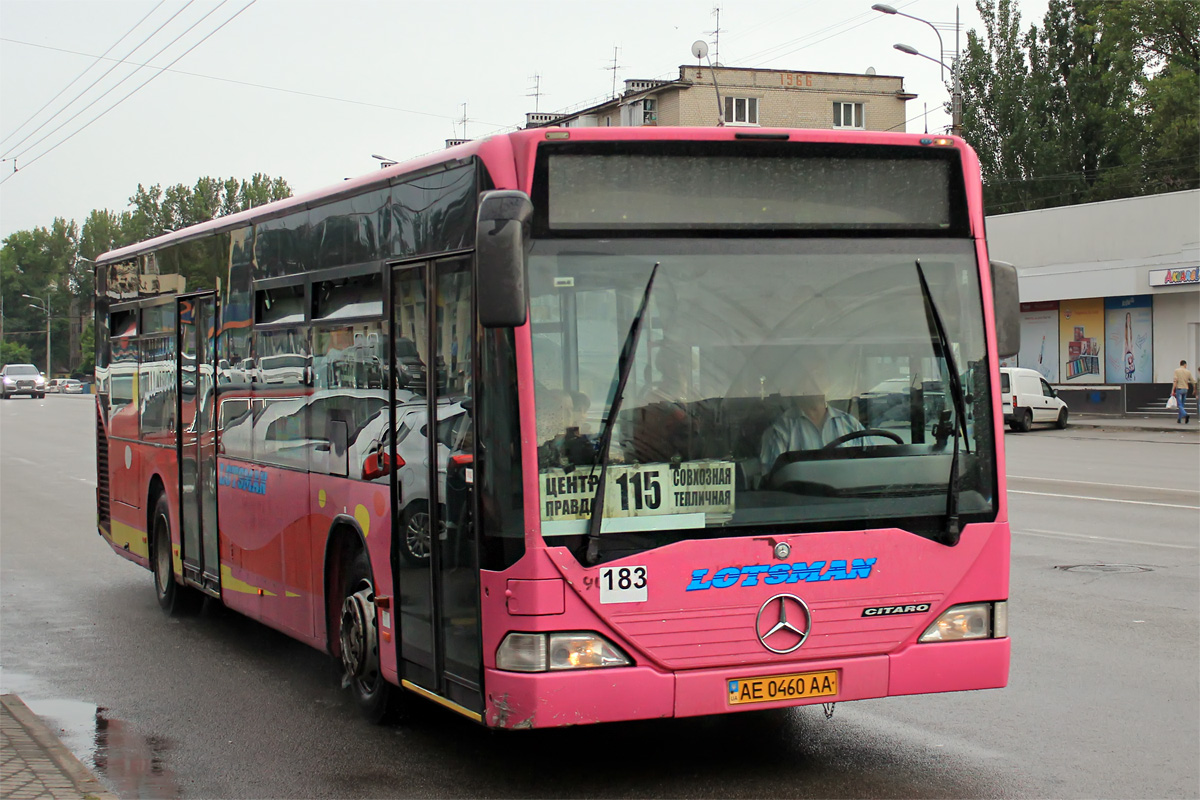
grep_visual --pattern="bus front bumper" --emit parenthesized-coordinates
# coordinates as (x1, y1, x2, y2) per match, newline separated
(482, 638, 1009, 728)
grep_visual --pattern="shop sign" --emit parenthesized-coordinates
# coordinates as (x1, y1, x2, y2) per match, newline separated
(1148, 267, 1199, 287)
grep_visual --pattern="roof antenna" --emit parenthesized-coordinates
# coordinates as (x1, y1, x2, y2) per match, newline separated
(527, 72, 543, 113)
(692, 40, 725, 125)
(606, 46, 622, 99)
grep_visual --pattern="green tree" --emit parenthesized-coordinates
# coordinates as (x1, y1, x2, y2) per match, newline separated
(0, 221, 76, 374)
(125, 174, 292, 241)
(958, 0, 1037, 212)
(1124, 0, 1200, 193)
(959, 0, 1198, 213)
(3, 172, 292, 373)
(77, 320, 95, 376)
(0, 341, 32, 365)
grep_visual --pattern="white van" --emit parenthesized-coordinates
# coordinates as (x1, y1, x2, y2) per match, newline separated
(1000, 367, 1068, 431)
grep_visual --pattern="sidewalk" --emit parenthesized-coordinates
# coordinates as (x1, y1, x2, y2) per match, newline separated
(1068, 413, 1200, 435)
(0, 695, 118, 800)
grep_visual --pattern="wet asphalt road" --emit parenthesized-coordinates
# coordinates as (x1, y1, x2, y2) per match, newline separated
(2, 395, 1198, 799)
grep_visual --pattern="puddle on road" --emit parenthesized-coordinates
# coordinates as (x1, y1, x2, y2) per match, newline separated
(22, 696, 181, 799)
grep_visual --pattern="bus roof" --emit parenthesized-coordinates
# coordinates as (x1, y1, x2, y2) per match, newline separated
(96, 127, 975, 265)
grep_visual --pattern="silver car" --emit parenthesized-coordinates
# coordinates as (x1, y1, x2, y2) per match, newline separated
(0, 364, 47, 399)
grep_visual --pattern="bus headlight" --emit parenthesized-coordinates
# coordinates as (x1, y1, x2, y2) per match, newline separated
(496, 632, 632, 672)
(919, 602, 1006, 642)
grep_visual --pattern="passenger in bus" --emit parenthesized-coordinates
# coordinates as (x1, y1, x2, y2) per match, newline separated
(536, 386, 595, 469)
(633, 344, 700, 463)
(759, 356, 864, 473)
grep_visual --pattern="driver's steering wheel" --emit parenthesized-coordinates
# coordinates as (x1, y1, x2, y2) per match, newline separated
(822, 428, 904, 449)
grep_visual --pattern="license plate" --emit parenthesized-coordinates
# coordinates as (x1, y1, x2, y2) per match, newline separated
(727, 670, 838, 705)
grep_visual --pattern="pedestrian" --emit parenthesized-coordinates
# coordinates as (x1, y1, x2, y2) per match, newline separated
(1171, 359, 1195, 423)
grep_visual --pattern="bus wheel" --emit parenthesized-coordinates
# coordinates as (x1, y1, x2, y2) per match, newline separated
(339, 550, 396, 722)
(151, 494, 202, 615)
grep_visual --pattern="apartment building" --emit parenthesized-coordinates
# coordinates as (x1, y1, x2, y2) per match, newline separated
(526, 65, 916, 132)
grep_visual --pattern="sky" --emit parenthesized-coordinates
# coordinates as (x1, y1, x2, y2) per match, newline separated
(0, 0, 1050, 242)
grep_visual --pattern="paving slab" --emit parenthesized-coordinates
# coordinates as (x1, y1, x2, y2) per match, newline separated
(0, 695, 118, 800)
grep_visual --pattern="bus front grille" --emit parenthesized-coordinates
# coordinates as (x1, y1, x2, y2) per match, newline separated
(609, 593, 945, 669)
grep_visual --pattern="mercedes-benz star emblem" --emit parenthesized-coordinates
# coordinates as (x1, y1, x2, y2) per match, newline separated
(755, 594, 812, 654)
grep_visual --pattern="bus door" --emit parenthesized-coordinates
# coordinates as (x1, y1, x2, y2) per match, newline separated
(177, 293, 220, 595)
(390, 257, 482, 714)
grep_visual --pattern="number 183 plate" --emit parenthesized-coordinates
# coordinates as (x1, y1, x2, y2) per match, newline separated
(727, 670, 839, 705)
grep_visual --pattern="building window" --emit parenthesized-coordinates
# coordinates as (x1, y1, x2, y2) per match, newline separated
(723, 96, 759, 125)
(834, 102, 864, 129)
(643, 97, 657, 126)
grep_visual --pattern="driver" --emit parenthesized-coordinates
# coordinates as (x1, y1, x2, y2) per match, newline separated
(759, 355, 864, 472)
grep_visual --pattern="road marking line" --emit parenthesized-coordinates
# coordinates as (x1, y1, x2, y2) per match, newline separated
(1009, 476, 1199, 496)
(1008, 490, 1200, 510)
(1016, 528, 1198, 550)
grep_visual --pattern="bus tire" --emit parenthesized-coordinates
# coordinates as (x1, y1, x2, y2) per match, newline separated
(151, 494, 203, 616)
(338, 548, 398, 723)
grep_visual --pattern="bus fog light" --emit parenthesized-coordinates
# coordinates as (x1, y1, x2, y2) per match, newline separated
(919, 603, 992, 642)
(496, 632, 547, 672)
(548, 633, 631, 670)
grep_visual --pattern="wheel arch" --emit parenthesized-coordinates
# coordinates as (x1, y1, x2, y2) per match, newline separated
(145, 473, 170, 571)
(323, 515, 369, 657)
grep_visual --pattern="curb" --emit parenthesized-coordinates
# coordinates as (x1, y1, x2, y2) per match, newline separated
(0, 694, 119, 800)
(1069, 417, 1200, 434)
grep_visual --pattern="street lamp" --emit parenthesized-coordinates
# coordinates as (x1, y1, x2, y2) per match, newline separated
(371, 154, 398, 169)
(874, 4, 962, 137)
(872, 4, 945, 81)
(22, 293, 51, 376)
(893, 42, 962, 136)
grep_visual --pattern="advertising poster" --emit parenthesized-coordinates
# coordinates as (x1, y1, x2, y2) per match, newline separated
(1104, 295, 1153, 383)
(1058, 298, 1105, 383)
(1017, 302, 1059, 383)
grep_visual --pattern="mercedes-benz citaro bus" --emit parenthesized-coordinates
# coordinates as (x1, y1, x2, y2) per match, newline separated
(93, 126, 1021, 728)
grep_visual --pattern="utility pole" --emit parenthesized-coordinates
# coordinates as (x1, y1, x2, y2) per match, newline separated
(952, 5, 962, 137)
(22, 293, 51, 374)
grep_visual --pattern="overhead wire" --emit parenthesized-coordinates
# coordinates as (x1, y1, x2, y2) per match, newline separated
(0, 0, 167, 149)
(8, 0, 226, 164)
(1, 37, 513, 130)
(2, 0, 194, 159)
(2, 1, 258, 183)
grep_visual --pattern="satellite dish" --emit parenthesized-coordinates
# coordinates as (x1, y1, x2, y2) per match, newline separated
(866, 66, 877, 75)
(691, 40, 709, 60)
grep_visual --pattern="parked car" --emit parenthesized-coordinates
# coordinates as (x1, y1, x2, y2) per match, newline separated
(63, 379, 85, 394)
(45, 378, 68, 393)
(1000, 367, 1068, 431)
(0, 364, 46, 399)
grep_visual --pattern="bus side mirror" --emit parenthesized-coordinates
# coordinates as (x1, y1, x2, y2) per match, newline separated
(476, 190, 532, 328)
(991, 260, 1020, 359)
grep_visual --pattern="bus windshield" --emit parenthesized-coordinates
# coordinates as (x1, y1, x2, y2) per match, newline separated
(528, 237, 996, 560)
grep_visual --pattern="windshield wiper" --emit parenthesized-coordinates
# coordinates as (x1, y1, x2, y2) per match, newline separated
(584, 262, 660, 565)
(914, 259, 970, 546)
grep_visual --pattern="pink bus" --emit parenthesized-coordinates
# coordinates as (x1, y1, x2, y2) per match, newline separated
(93, 127, 1020, 728)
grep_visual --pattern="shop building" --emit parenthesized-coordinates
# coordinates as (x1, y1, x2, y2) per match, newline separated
(987, 189, 1199, 414)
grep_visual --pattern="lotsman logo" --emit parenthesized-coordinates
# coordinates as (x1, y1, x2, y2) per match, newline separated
(686, 558, 876, 590)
